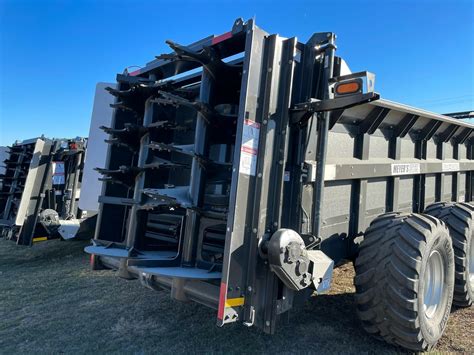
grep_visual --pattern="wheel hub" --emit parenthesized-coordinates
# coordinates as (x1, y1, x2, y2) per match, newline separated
(423, 250, 445, 319)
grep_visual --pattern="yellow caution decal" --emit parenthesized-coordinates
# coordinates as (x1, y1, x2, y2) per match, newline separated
(32, 237, 48, 243)
(225, 297, 245, 308)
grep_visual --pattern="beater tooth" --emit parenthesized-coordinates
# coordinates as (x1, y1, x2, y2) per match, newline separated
(148, 142, 195, 157)
(142, 186, 193, 209)
(105, 87, 134, 98)
(155, 91, 213, 122)
(147, 120, 189, 131)
(104, 139, 138, 151)
(144, 156, 190, 170)
(100, 123, 147, 139)
(156, 40, 241, 79)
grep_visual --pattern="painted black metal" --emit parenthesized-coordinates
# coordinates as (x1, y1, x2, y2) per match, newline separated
(438, 124, 459, 143)
(311, 33, 336, 241)
(394, 114, 419, 138)
(419, 120, 443, 141)
(291, 92, 379, 123)
(456, 128, 473, 144)
(359, 107, 390, 135)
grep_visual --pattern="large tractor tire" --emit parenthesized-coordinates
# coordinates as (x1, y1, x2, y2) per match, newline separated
(425, 202, 474, 307)
(354, 212, 455, 351)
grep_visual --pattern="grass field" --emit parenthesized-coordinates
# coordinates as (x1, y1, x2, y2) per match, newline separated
(1, 238, 472, 353)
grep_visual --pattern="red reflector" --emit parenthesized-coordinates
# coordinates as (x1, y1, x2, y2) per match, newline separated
(217, 282, 227, 319)
(129, 69, 140, 76)
(212, 31, 232, 45)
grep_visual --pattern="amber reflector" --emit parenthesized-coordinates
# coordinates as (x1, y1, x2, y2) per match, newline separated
(335, 81, 361, 95)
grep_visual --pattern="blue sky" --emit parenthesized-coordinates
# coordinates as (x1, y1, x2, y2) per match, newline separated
(0, 0, 473, 145)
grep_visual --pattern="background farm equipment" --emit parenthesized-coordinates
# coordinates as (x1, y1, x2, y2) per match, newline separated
(0, 137, 94, 245)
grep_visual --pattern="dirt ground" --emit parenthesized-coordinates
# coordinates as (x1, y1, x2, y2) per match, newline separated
(0, 238, 472, 353)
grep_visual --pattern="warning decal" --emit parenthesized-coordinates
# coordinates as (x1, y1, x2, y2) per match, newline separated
(52, 161, 65, 185)
(239, 119, 260, 176)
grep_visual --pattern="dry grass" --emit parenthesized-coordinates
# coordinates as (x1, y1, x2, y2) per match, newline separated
(0, 238, 472, 353)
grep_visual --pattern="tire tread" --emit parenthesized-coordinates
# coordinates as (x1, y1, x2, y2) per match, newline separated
(355, 212, 452, 351)
(425, 202, 474, 307)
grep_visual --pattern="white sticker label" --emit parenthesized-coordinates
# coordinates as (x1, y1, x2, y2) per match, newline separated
(239, 119, 260, 176)
(325, 164, 337, 181)
(459, 195, 466, 202)
(391, 163, 420, 176)
(52, 161, 65, 185)
(442, 162, 460, 172)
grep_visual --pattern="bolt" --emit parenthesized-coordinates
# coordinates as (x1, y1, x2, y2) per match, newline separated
(247, 286, 253, 292)
(258, 173, 262, 178)
(253, 228, 258, 233)
(263, 119, 268, 125)
(265, 321, 271, 326)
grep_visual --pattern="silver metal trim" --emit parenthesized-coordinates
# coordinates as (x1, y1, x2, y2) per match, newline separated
(423, 250, 445, 319)
(373, 98, 474, 129)
(469, 234, 474, 290)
